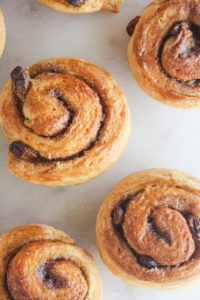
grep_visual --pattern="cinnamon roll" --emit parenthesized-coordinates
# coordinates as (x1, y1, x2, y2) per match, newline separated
(36, 0, 122, 13)
(127, 0, 200, 108)
(0, 224, 102, 299)
(0, 57, 130, 186)
(0, 10, 5, 58)
(96, 169, 200, 289)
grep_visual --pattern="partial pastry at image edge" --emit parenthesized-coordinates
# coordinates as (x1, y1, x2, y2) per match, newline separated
(127, 0, 200, 108)
(0, 9, 6, 58)
(0, 224, 102, 300)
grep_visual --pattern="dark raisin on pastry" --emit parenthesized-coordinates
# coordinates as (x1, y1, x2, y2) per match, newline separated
(11, 66, 30, 100)
(137, 255, 160, 269)
(126, 16, 140, 36)
(112, 207, 124, 225)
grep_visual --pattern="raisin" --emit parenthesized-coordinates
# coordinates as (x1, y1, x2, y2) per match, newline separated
(126, 16, 140, 36)
(38, 262, 68, 289)
(170, 22, 189, 35)
(9, 141, 27, 158)
(10, 66, 30, 99)
(138, 255, 159, 269)
(9, 141, 40, 161)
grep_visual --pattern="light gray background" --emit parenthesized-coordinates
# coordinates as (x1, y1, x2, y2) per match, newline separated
(1, 0, 200, 299)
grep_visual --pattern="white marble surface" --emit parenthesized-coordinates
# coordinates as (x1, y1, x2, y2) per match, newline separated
(1, 0, 200, 299)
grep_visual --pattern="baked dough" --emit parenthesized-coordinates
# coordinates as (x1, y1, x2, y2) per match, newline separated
(0, 224, 102, 299)
(36, 0, 122, 13)
(0, 10, 5, 57)
(127, 0, 200, 108)
(96, 169, 200, 289)
(0, 57, 130, 186)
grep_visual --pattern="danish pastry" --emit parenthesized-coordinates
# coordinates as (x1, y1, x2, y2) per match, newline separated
(36, 0, 122, 13)
(127, 0, 200, 108)
(0, 10, 5, 58)
(0, 57, 130, 186)
(0, 224, 102, 299)
(96, 169, 200, 289)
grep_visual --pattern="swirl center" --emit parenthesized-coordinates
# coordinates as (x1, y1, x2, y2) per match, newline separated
(112, 185, 200, 268)
(7, 241, 88, 300)
(124, 204, 195, 266)
(161, 22, 200, 81)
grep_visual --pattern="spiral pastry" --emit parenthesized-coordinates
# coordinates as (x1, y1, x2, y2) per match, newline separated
(0, 224, 102, 299)
(36, 0, 122, 13)
(0, 57, 130, 186)
(96, 169, 200, 289)
(127, 0, 200, 108)
(0, 9, 5, 58)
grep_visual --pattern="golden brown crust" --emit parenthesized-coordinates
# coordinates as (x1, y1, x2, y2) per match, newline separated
(36, 0, 122, 13)
(0, 224, 102, 299)
(0, 57, 130, 186)
(0, 10, 6, 58)
(127, 0, 200, 108)
(96, 169, 200, 290)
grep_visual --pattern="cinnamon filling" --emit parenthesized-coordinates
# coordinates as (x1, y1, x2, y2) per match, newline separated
(67, 0, 86, 6)
(9, 142, 39, 162)
(38, 260, 70, 289)
(188, 215, 200, 240)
